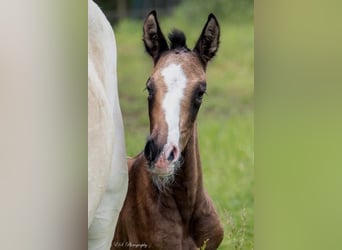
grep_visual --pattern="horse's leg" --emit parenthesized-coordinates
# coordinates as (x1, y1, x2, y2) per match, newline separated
(192, 192, 224, 250)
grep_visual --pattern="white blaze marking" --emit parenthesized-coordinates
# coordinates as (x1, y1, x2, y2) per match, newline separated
(161, 63, 187, 147)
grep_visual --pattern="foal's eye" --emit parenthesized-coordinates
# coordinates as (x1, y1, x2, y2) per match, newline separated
(197, 90, 205, 101)
(195, 89, 206, 104)
(146, 85, 154, 99)
(193, 83, 207, 107)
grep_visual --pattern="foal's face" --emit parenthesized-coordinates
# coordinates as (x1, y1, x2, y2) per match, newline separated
(142, 11, 220, 177)
(145, 52, 206, 175)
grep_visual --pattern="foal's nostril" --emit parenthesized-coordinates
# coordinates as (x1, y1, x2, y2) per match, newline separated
(144, 137, 159, 163)
(167, 146, 178, 162)
(167, 150, 174, 162)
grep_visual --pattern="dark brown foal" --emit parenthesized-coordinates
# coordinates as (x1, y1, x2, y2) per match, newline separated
(112, 10, 223, 250)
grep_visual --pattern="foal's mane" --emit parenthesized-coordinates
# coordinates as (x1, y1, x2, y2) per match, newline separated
(168, 29, 190, 51)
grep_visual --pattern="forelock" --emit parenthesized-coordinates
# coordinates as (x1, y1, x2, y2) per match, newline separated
(168, 29, 189, 51)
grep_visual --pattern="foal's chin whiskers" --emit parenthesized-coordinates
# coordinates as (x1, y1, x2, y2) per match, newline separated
(147, 155, 184, 193)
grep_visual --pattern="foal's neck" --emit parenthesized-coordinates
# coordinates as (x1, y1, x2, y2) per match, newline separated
(180, 123, 203, 187)
(172, 123, 204, 212)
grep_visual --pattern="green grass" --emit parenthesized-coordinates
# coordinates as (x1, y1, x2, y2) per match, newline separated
(114, 7, 253, 249)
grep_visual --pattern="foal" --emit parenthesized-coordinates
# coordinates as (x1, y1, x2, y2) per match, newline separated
(113, 11, 223, 249)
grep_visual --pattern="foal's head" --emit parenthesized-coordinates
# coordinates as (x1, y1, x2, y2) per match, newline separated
(142, 11, 220, 178)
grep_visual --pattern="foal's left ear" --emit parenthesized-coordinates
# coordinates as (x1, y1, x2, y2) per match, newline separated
(193, 14, 220, 66)
(143, 10, 169, 64)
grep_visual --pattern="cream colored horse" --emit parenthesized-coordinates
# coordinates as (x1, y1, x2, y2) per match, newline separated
(88, 1, 128, 249)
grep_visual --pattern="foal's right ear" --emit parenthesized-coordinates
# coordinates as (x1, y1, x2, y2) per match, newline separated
(143, 10, 169, 64)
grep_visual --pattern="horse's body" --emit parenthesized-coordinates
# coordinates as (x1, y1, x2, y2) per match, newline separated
(88, 1, 128, 249)
(113, 11, 223, 250)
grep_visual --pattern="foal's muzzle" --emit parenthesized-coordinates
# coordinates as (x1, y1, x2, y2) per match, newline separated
(144, 137, 180, 175)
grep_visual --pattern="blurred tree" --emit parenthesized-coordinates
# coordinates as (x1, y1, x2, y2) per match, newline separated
(93, 0, 253, 24)
(117, 0, 127, 19)
(175, 0, 253, 22)
(94, 0, 182, 23)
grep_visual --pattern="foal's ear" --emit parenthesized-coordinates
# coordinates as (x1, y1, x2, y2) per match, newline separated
(193, 14, 220, 66)
(143, 10, 169, 64)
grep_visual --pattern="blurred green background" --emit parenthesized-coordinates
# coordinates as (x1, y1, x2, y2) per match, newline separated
(96, 0, 254, 249)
